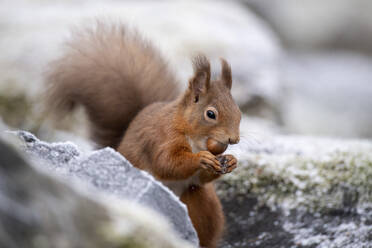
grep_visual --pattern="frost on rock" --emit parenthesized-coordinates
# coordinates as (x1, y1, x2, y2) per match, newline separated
(14, 131, 198, 246)
(221, 135, 372, 213)
(219, 133, 372, 248)
(284, 218, 372, 248)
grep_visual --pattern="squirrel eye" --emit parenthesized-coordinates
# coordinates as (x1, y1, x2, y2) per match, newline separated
(206, 110, 216, 119)
(204, 107, 218, 122)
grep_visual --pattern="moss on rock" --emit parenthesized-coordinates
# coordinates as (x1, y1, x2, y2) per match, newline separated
(219, 136, 372, 213)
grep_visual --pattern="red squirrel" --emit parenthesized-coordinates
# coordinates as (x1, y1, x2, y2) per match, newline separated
(46, 22, 241, 248)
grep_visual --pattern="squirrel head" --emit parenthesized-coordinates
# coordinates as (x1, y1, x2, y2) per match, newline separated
(180, 54, 241, 147)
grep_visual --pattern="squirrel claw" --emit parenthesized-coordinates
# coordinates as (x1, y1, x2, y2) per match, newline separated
(198, 151, 223, 173)
(217, 154, 237, 174)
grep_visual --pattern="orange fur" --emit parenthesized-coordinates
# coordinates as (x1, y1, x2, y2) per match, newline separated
(46, 22, 241, 248)
(181, 184, 224, 248)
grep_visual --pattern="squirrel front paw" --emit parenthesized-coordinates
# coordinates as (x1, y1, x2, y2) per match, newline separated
(216, 154, 237, 174)
(197, 151, 223, 174)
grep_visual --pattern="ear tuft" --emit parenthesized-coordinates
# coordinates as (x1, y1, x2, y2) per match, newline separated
(220, 58, 232, 90)
(192, 54, 211, 82)
(189, 54, 211, 97)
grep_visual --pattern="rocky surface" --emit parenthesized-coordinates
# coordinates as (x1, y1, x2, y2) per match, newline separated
(6, 129, 372, 248)
(218, 134, 372, 248)
(13, 131, 198, 246)
(0, 135, 195, 248)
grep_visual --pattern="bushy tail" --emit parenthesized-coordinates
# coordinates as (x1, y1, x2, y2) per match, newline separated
(45, 21, 179, 148)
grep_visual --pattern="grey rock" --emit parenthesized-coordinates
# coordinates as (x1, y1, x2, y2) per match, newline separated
(0, 137, 194, 248)
(220, 195, 372, 248)
(219, 133, 372, 248)
(0, 138, 112, 248)
(14, 131, 198, 246)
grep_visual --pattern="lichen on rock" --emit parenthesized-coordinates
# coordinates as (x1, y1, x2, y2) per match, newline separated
(219, 135, 372, 213)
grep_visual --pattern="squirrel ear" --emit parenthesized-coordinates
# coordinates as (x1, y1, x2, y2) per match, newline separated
(220, 58, 232, 90)
(189, 54, 211, 101)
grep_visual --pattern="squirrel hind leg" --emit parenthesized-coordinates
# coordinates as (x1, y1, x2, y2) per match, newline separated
(180, 183, 224, 248)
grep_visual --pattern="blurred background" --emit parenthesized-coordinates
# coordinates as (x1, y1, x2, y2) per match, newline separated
(1, 0, 372, 144)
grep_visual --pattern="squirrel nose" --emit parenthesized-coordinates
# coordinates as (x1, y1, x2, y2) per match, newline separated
(228, 136, 240, 145)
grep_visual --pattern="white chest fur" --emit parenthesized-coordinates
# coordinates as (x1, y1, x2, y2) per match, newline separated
(187, 136, 207, 153)
(162, 136, 207, 197)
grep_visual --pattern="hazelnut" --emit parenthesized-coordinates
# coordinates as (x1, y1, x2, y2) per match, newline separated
(207, 138, 228, 155)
